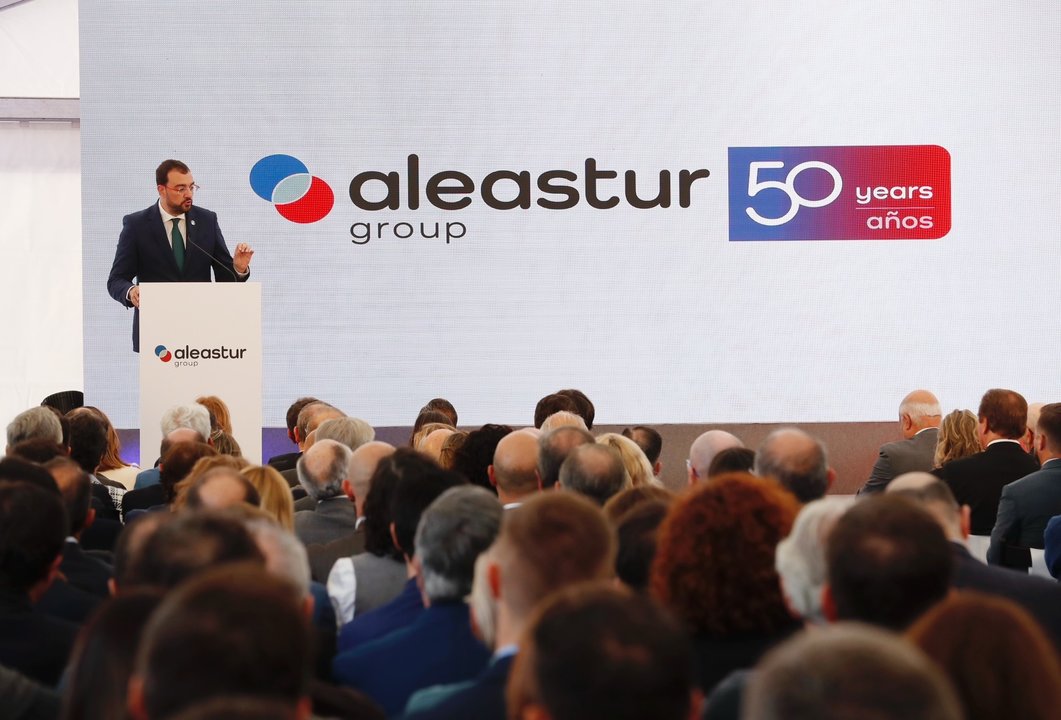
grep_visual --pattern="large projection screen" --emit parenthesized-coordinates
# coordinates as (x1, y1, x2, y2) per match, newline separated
(81, 3, 1061, 430)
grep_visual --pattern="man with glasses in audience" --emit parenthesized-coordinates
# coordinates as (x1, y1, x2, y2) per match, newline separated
(106, 159, 254, 351)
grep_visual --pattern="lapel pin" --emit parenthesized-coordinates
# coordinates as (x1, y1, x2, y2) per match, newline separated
(191, 220, 196, 226)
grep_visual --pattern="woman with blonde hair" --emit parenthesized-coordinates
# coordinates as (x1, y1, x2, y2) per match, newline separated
(934, 409, 981, 468)
(241, 465, 295, 530)
(597, 432, 659, 488)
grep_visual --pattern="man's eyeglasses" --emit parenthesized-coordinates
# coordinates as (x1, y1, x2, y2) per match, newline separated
(165, 184, 200, 195)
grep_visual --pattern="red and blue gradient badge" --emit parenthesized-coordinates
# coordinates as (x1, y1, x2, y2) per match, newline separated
(728, 145, 951, 241)
(249, 154, 334, 224)
(154, 345, 172, 362)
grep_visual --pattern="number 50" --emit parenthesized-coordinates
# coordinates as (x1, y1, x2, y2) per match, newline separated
(745, 161, 842, 226)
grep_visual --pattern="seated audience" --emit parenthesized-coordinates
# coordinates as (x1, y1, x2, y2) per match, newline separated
(436, 431, 467, 470)
(133, 423, 210, 490)
(194, 394, 233, 443)
(745, 624, 962, 720)
(450, 423, 512, 492)
(706, 445, 755, 478)
(754, 427, 834, 502)
(417, 427, 456, 463)
(687, 429, 743, 485)
(486, 430, 540, 509)
(66, 408, 124, 521)
(184, 467, 260, 512)
(651, 473, 801, 693)
(602, 484, 673, 524)
(294, 440, 359, 546)
(555, 388, 595, 429)
(242, 464, 296, 530)
(5, 406, 63, 453)
(332, 486, 501, 716)
(267, 396, 319, 472)
(314, 417, 375, 452)
(536, 426, 594, 490)
(858, 389, 941, 495)
(409, 409, 454, 447)
(171, 455, 251, 510)
(124, 441, 217, 516)
(532, 393, 581, 429)
(621, 425, 663, 479)
(907, 591, 1061, 720)
(538, 410, 587, 434)
(47, 457, 113, 597)
(613, 500, 670, 592)
(596, 432, 657, 487)
(211, 431, 242, 458)
(89, 406, 140, 489)
(507, 583, 694, 720)
(421, 398, 458, 427)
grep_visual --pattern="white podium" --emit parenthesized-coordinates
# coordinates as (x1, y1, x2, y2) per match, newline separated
(139, 283, 262, 464)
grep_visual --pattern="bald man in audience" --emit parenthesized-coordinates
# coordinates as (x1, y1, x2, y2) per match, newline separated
(755, 428, 834, 502)
(419, 428, 455, 462)
(294, 440, 358, 547)
(539, 411, 588, 434)
(185, 468, 261, 512)
(687, 430, 743, 485)
(305, 441, 395, 583)
(487, 431, 540, 508)
(537, 427, 594, 490)
(558, 444, 629, 506)
(887, 472, 1061, 654)
(859, 390, 941, 495)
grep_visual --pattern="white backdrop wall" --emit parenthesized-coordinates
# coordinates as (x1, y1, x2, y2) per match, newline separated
(0, 0, 82, 428)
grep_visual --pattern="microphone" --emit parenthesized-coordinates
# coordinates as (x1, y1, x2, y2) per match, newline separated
(184, 230, 240, 281)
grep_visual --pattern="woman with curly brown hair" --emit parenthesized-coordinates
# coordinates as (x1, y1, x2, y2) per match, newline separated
(651, 472, 802, 694)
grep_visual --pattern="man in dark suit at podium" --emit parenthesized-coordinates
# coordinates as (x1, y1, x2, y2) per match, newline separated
(106, 159, 254, 351)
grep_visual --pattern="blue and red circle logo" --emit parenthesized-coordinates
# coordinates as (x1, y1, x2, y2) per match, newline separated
(249, 154, 334, 224)
(154, 345, 172, 362)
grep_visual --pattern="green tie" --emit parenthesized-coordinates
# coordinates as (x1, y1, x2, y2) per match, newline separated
(171, 218, 185, 272)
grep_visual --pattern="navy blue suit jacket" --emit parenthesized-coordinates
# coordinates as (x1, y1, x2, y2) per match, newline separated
(106, 202, 247, 351)
(403, 653, 514, 720)
(337, 577, 424, 653)
(332, 601, 491, 718)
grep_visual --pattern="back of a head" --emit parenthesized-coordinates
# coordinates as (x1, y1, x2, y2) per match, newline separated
(596, 433, 654, 488)
(899, 389, 942, 429)
(423, 398, 458, 426)
(622, 426, 662, 466)
(934, 409, 981, 467)
(1037, 402, 1061, 454)
(450, 423, 512, 490)
(651, 473, 799, 637)
(537, 426, 595, 490)
(47, 457, 93, 536)
(602, 484, 674, 524)
(556, 389, 595, 429)
(415, 486, 503, 602)
(754, 428, 830, 503)
(0, 481, 67, 594)
(160, 404, 212, 442)
(388, 449, 467, 557)
(194, 395, 232, 436)
(10, 438, 67, 464)
(907, 592, 1061, 720)
(509, 583, 692, 720)
(296, 438, 353, 501)
(491, 430, 540, 498)
(688, 429, 744, 480)
(978, 388, 1028, 440)
(185, 467, 261, 511)
(886, 473, 963, 538)
(533, 393, 581, 429)
(135, 565, 310, 720)
(614, 500, 669, 592)
(66, 409, 109, 474)
(160, 442, 218, 502)
(707, 446, 756, 478)
(745, 623, 962, 720)
(495, 492, 616, 618)
(6, 406, 62, 449)
(285, 397, 318, 439)
(113, 512, 173, 592)
(559, 443, 629, 506)
(826, 495, 952, 630)
(538, 411, 587, 435)
(296, 401, 344, 444)
(246, 519, 312, 599)
(132, 512, 264, 590)
(775, 496, 857, 622)
(314, 416, 375, 452)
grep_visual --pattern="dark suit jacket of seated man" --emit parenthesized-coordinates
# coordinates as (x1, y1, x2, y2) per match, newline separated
(106, 160, 251, 352)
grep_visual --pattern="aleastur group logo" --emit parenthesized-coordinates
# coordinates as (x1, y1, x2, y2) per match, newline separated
(250, 154, 335, 224)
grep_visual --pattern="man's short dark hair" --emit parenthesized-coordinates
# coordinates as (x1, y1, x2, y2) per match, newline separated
(160, 442, 218, 503)
(559, 444, 627, 506)
(46, 457, 92, 536)
(615, 500, 669, 592)
(113, 513, 172, 591)
(754, 428, 830, 503)
(534, 394, 581, 429)
(556, 389, 595, 430)
(1036, 402, 1061, 452)
(827, 495, 952, 630)
(978, 388, 1028, 440)
(622, 426, 662, 465)
(132, 512, 264, 590)
(0, 456, 60, 493)
(387, 449, 466, 557)
(537, 427, 595, 489)
(708, 446, 756, 478)
(509, 583, 692, 720)
(136, 565, 310, 719)
(66, 410, 108, 474)
(285, 396, 319, 438)
(155, 159, 190, 186)
(0, 482, 67, 593)
(10, 439, 67, 464)
(450, 423, 512, 491)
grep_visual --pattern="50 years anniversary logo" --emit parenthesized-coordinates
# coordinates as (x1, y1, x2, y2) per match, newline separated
(248, 145, 951, 243)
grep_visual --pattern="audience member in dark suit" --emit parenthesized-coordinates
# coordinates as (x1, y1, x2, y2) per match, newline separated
(507, 583, 696, 720)
(652, 473, 802, 694)
(888, 474, 1061, 655)
(404, 492, 614, 720)
(267, 396, 321, 472)
(46, 457, 113, 597)
(333, 487, 501, 716)
(123, 440, 217, 517)
(859, 389, 941, 494)
(294, 440, 360, 547)
(333, 450, 463, 639)
(0, 481, 79, 686)
(989, 402, 1061, 565)
(933, 389, 1039, 535)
